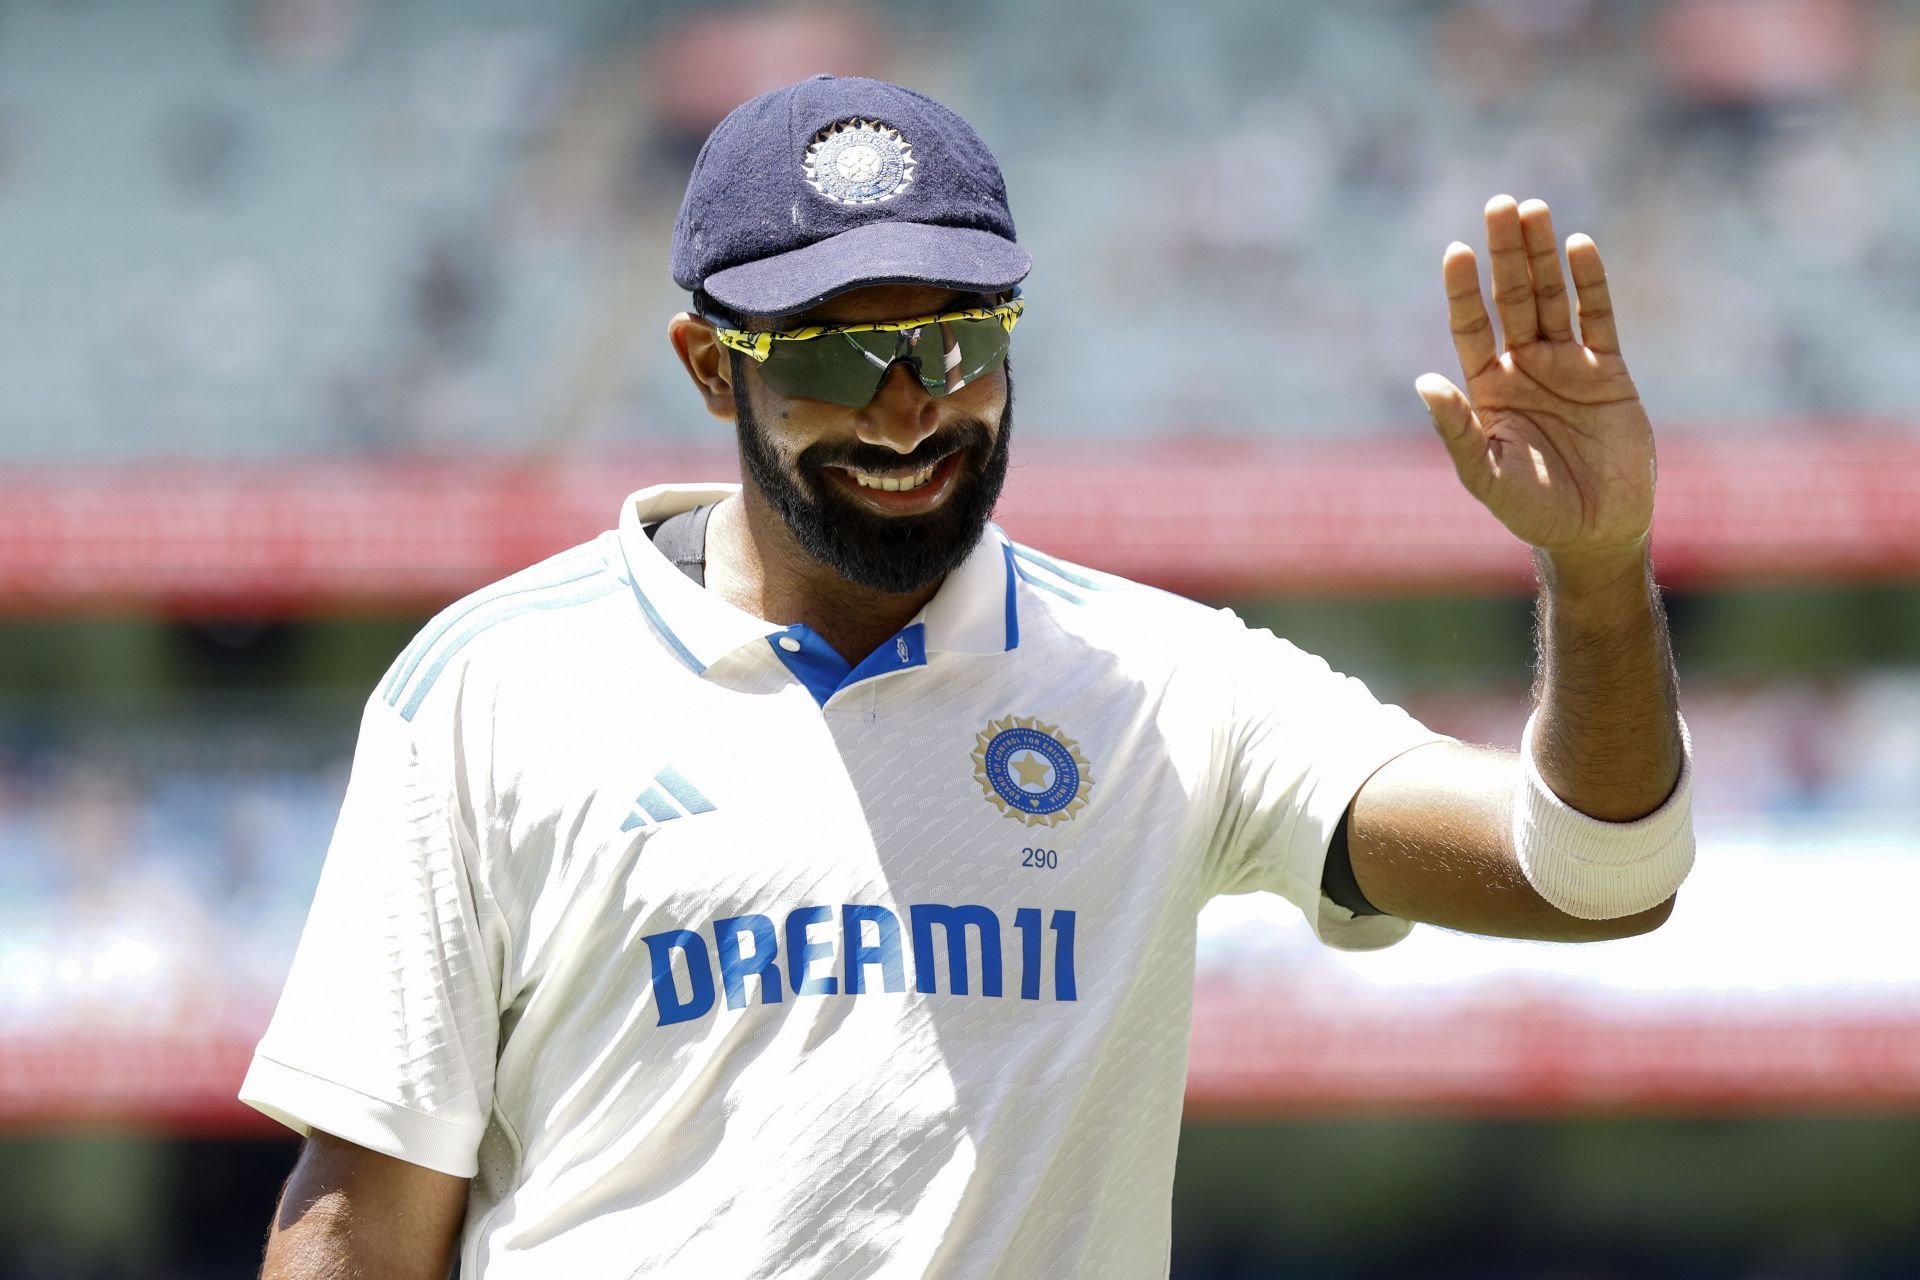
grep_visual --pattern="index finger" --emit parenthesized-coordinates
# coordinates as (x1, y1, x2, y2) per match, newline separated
(1443, 240, 1496, 380)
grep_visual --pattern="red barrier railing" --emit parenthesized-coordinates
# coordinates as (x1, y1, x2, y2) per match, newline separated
(9, 991, 1920, 1135)
(4, 437, 1917, 613)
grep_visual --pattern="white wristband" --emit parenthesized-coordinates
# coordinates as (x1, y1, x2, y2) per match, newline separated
(1513, 714, 1695, 920)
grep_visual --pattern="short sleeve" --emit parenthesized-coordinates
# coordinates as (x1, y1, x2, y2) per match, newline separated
(1202, 612, 1449, 951)
(238, 690, 503, 1177)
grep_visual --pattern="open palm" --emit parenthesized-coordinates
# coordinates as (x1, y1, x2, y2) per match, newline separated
(1417, 196, 1655, 560)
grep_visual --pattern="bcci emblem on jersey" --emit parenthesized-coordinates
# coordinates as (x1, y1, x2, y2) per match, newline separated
(972, 716, 1093, 827)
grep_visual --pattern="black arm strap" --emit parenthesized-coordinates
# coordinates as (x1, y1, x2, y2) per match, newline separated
(1320, 806, 1384, 916)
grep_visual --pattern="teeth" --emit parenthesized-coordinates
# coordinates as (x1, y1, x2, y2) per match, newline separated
(853, 463, 937, 492)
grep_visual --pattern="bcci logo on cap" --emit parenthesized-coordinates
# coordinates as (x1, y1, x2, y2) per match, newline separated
(973, 716, 1093, 827)
(805, 118, 916, 205)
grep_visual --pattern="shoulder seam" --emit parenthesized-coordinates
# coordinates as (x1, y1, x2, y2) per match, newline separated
(382, 549, 605, 704)
(390, 570, 620, 722)
(1010, 543, 1121, 594)
(1013, 560, 1085, 606)
(1011, 543, 1211, 627)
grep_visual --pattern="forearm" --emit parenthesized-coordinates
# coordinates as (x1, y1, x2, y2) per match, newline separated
(1530, 539, 1683, 821)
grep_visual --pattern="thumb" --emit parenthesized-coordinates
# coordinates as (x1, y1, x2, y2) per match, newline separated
(1415, 373, 1485, 475)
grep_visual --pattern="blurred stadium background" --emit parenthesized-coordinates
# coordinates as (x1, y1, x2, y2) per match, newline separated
(2, 0, 1918, 1276)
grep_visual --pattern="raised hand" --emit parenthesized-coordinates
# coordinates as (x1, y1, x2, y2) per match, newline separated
(1417, 196, 1654, 567)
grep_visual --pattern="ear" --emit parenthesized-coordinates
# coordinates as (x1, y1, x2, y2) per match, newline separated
(668, 312, 739, 421)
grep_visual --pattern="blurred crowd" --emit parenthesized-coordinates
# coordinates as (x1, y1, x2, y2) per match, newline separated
(2, 673, 1912, 1035)
(2, 4, 1915, 1277)
(0, 709, 350, 1035)
(1, 0, 1916, 460)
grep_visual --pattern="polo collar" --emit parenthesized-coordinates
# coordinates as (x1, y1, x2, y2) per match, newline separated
(615, 482, 1019, 677)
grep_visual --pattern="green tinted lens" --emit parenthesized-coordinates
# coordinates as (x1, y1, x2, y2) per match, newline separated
(910, 315, 1014, 397)
(754, 331, 899, 406)
(754, 314, 1013, 407)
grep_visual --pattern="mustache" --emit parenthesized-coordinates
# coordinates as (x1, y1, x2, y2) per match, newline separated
(797, 419, 995, 476)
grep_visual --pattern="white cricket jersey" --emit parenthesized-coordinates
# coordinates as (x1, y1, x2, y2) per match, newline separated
(240, 482, 1444, 1279)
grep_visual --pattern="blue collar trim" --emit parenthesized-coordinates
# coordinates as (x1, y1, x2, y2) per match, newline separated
(627, 576, 708, 676)
(769, 622, 929, 709)
(1001, 542, 1020, 652)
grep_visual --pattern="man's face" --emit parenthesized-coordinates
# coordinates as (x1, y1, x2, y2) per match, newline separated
(729, 284, 1013, 596)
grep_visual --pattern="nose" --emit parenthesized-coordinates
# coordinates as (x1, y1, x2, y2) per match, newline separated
(853, 360, 942, 455)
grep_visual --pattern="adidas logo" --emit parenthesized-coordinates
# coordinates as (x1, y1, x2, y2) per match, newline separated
(621, 766, 717, 832)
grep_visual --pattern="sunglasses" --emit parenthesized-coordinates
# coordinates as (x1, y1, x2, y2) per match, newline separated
(706, 294, 1023, 408)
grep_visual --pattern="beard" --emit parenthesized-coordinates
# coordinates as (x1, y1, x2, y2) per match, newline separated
(732, 355, 1013, 596)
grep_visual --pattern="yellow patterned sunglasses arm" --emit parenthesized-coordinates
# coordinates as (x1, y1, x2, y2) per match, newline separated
(710, 298, 1024, 363)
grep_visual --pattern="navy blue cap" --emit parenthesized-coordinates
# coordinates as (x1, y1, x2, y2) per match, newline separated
(671, 74, 1031, 318)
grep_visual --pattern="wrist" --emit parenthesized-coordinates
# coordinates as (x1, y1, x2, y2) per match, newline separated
(1536, 538, 1651, 607)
